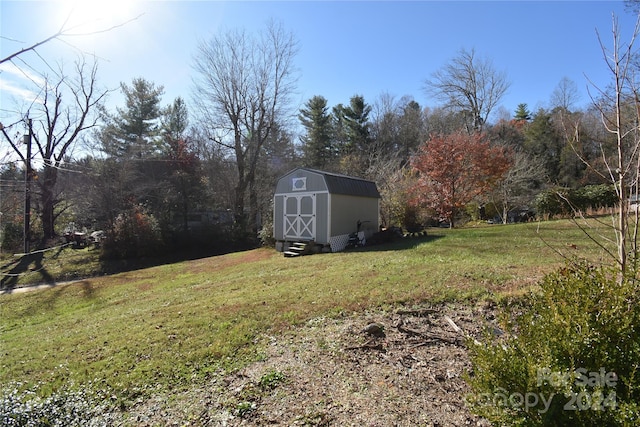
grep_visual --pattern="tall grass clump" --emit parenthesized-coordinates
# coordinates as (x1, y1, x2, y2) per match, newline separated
(467, 262, 640, 426)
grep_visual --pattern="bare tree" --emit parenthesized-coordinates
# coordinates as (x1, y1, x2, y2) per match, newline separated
(550, 76, 581, 111)
(192, 21, 298, 231)
(1, 9, 139, 248)
(368, 94, 419, 180)
(423, 106, 468, 136)
(569, 14, 640, 280)
(424, 48, 510, 133)
(492, 150, 545, 223)
(1, 57, 108, 241)
(625, 0, 640, 15)
(595, 16, 640, 278)
(370, 92, 399, 155)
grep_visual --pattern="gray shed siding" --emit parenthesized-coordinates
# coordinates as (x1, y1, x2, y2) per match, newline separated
(329, 194, 379, 236)
(274, 169, 329, 194)
(273, 192, 330, 244)
(316, 192, 329, 243)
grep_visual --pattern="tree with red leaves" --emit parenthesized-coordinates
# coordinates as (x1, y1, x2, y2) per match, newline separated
(410, 132, 511, 228)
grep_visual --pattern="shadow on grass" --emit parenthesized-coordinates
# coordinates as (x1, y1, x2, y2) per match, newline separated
(13, 279, 95, 320)
(96, 242, 261, 277)
(0, 232, 438, 293)
(344, 233, 445, 253)
(0, 252, 55, 291)
(0, 239, 259, 294)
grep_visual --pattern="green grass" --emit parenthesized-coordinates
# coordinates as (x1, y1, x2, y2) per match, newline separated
(0, 245, 103, 289)
(0, 220, 616, 404)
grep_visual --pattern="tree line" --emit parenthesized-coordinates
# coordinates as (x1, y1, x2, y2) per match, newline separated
(0, 18, 637, 259)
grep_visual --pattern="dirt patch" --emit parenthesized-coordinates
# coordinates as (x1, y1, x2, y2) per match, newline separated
(114, 302, 496, 426)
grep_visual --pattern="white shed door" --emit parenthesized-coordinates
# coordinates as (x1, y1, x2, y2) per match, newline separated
(284, 194, 316, 240)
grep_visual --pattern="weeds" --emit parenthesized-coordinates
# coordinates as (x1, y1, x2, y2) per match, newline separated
(258, 370, 287, 390)
(234, 401, 256, 418)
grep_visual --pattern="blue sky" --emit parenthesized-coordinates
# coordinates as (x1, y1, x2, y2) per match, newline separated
(1, 0, 639, 131)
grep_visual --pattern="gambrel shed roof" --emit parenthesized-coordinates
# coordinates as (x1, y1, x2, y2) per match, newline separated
(315, 171, 380, 199)
(295, 168, 381, 198)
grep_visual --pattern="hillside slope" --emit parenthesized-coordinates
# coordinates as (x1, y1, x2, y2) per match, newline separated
(0, 221, 611, 424)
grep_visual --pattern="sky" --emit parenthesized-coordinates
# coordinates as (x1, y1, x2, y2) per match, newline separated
(1, 0, 639, 135)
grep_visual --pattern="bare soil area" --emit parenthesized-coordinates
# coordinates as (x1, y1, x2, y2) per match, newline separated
(112, 302, 496, 426)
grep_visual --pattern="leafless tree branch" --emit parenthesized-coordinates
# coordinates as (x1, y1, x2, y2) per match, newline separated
(1, 13, 143, 65)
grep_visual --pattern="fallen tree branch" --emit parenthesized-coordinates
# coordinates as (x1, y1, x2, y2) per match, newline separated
(444, 316, 462, 334)
(346, 340, 385, 352)
(444, 315, 481, 345)
(396, 322, 461, 346)
(395, 308, 439, 317)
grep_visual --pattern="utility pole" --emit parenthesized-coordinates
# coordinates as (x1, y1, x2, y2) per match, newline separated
(23, 118, 32, 254)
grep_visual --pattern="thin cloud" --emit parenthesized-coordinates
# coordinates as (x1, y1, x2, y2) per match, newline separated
(0, 63, 45, 105)
(0, 62, 46, 87)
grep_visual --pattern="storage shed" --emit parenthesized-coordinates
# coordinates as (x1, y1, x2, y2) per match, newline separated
(273, 168, 380, 253)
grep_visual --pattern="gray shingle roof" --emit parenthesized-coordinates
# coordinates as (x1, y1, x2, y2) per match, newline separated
(302, 168, 380, 198)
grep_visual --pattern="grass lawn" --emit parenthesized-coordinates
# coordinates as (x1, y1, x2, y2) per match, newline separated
(0, 220, 614, 404)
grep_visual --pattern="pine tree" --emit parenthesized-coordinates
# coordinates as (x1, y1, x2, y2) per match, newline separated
(398, 99, 424, 161)
(95, 78, 168, 233)
(523, 109, 563, 183)
(514, 103, 531, 122)
(299, 95, 334, 168)
(101, 77, 165, 158)
(162, 97, 189, 143)
(342, 95, 372, 154)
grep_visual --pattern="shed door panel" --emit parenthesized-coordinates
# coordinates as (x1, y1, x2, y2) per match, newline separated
(284, 194, 316, 240)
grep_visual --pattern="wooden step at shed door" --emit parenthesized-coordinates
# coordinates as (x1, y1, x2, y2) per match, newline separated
(283, 241, 308, 257)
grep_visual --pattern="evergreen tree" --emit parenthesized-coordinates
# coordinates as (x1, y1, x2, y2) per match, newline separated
(331, 95, 373, 176)
(523, 109, 563, 183)
(514, 103, 531, 122)
(95, 78, 171, 236)
(255, 122, 298, 236)
(162, 97, 189, 143)
(299, 95, 334, 169)
(101, 77, 165, 158)
(342, 95, 372, 154)
(331, 103, 348, 154)
(397, 99, 424, 161)
(159, 99, 206, 235)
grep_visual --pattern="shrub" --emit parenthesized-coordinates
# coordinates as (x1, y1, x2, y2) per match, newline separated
(534, 188, 570, 218)
(101, 205, 164, 259)
(467, 262, 640, 426)
(258, 203, 275, 247)
(534, 185, 618, 219)
(1, 222, 23, 252)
